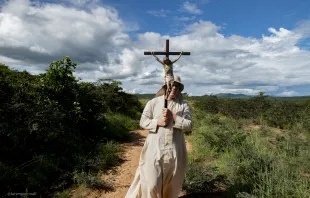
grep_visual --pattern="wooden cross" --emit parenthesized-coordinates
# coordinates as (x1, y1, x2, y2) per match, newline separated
(144, 39, 191, 108)
(144, 39, 190, 59)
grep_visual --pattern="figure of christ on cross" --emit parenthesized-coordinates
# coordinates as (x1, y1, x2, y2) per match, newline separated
(144, 39, 190, 107)
(151, 51, 183, 100)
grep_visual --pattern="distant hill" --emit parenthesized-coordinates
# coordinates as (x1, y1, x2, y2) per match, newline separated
(270, 96, 310, 101)
(134, 93, 156, 100)
(135, 93, 310, 102)
(135, 93, 253, 99)
(204, 93, 310, 101)
(212, 93, 253, 98)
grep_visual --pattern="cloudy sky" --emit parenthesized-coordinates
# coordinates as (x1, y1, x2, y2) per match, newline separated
(1, 0, 310, 96)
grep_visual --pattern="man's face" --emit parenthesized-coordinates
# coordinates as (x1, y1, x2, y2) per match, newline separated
(168, 85, 180, 99)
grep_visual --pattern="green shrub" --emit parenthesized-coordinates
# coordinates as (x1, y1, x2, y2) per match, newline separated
(89, 141, 121, 172)
(53, 190, 72, 198)
(236, 192, 254, 198)
(198, 118, 246, 152)
(104, 113, 140, 141)
(72, 171, 113, 190)
(0, 58, 141, 196)
(264, 101, 301, 129)
(215, 130, 310, 197)
(183, 163, 221, 194)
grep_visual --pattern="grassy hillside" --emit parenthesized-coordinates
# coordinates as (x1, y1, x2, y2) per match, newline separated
(181, 95, 310, 197)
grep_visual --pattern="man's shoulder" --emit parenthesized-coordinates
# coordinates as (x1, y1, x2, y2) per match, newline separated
(147, 95, 164, 104)
(153, 95, 164, 101)
(180, 99, 190, 106)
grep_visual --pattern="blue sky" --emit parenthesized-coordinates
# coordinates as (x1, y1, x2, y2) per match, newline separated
(106, 0, 310, 37)
(1, 0, 310, 96)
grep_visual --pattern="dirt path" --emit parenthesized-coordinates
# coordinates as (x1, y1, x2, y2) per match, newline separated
(101, 130, 148, 198)
(72, 130, 191, 198)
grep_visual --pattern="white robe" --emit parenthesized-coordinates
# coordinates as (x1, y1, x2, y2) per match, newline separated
(125, 95, 192, 198)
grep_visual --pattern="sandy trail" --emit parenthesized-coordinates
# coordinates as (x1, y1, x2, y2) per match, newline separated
(101, 130, 148, 198)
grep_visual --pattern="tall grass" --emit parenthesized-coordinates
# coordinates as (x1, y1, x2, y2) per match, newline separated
(103, 112, 140, 140)
(184, 110, 310, 197)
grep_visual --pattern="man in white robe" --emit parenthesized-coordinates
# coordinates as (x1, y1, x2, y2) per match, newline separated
(125, 76, 192, 198)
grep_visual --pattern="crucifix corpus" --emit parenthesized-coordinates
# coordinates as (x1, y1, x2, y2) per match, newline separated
(144, 39, 191, 108)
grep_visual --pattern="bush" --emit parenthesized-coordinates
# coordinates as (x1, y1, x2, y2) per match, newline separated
(199, 118, 246, 152)
(183, 163, 220, 194)
(72, 171, 113, 190)
(189, 105, 310, 197)
(82, 141, 121, 172)
(0, 57, 142, 196)
(192, 93, 310, 130)
(264, 101, 302, 129)
(217, 130, 310, 197)
(103, 113, 140, 141)
(236, 192, 254, 198)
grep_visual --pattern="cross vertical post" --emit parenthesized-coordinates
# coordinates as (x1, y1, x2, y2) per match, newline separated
(166, 40, 169, 59)
(143, 39, 191, 198)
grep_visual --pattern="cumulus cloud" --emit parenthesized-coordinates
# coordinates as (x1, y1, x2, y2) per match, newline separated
(64, 0, 97, 7)
(123, 87, 140, 94)
(1, 0, 310, 96)
(294, 20, 310, 38)
(180, 1, 203, 15)
(277, 90, 299, 97)
(130, 20, 310, 95)
(0, 0, 129, 72)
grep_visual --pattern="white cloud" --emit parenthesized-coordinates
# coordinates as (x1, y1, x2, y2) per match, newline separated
(277, 90, 298, 97)
(181, 1, 203, 15)
(294, 20, 310, 38)
(123, 88, 140, 94)
(130, 20, 310, 95)
(147, 9, 169, 17)
(1, 1, 310, 96)
(0, 0, 130, 73)
(65, 0, 95, 6)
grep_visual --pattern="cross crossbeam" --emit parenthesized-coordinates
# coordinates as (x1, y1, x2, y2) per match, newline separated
(144, 39, 190, 59)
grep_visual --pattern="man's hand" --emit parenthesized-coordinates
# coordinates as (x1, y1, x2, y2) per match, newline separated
(157, 119, 167, 127)
(164, 108, 177, 121)
(157, 108, 176, 127)
(157, 108, 168, 127)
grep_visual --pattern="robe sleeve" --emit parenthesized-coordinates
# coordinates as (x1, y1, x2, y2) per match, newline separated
(140, 100, 158, 133)
(173, 102, 192, 131)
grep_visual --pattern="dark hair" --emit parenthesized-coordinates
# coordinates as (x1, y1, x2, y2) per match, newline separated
(164, 59, 172, 64)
